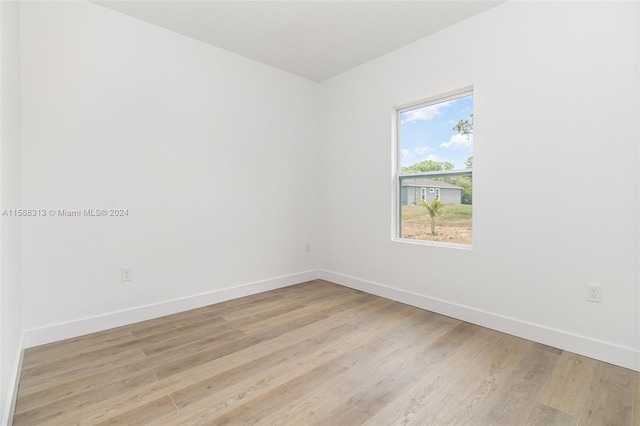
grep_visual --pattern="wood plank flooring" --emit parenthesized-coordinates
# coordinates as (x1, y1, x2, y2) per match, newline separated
(13, 280, 639, 425)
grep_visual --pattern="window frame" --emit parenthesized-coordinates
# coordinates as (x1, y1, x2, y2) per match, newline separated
(393, 87, 474, 248)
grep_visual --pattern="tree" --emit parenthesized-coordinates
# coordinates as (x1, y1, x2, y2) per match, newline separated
(402, 160, 453, 173)
(453, 176, 472, 204)
(453, 114, 473, 138)
(454, 117, 474, 204)
(419, 198, 444, 235)
(465, 156, 473, 168)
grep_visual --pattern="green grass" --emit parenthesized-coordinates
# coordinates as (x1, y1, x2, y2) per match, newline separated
(402, 203, 472, 227)
(401, 203, 473, 244)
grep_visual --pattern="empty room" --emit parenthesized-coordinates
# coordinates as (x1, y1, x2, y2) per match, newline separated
(1, 0, 639, 424)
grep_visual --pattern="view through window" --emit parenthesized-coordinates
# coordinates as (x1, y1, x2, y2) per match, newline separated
(397, 89, 473, 246)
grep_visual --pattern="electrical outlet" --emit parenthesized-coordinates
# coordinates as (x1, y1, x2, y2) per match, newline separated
(121, 266, 133, 282)
(305, 243, 311, 253)
(586, 283, 602, 303)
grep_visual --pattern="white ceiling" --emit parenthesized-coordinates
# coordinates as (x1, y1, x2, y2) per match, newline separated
(95, 1, 504, 82)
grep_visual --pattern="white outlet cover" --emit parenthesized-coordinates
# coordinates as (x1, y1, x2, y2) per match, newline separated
(121, 266, 133, 282)
(586, 283, 602, 303)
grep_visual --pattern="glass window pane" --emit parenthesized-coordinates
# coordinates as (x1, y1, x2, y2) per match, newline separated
(397, 91, 473, 246)
(400, 175, 472, 245)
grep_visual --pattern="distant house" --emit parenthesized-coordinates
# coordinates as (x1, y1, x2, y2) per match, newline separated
(401, 178, 462, 205)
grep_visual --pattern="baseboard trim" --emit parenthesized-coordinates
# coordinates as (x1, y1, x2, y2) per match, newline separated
(20, 268, 640, 371)
(23, 270, 320, 349)
(2, 334, 24, 426)
(319, 270, 640, 372)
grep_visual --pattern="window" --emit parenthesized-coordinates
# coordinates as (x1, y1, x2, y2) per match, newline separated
(395, 88, 473, 246)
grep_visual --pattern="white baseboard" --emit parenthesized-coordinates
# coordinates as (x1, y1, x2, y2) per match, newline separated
(1, 334, 24, 426)
(23, 270, 320, 349)
(319, 270, 640, 372)
(19, 268, 640, 372)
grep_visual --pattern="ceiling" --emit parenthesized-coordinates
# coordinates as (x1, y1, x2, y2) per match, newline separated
(95, 1, 504, 82)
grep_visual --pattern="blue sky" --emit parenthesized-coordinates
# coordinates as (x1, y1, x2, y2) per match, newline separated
(400, 95, 473, 169)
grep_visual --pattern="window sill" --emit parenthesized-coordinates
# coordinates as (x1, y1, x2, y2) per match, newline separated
(392, 237, 473, 250)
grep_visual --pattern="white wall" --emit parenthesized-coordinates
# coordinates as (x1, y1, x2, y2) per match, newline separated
(0, 0, 23, 423)
(319, 1, 640, 369)
(20, 1, 319, 342)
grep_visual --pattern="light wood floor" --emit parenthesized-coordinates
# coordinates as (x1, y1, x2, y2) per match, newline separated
(13, 280, 640, 425)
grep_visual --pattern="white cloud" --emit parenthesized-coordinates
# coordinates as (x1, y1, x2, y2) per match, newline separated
(401, 101, 452, 124)
(426, 154, 440, 162)
(413, 145, 432, 155)
(401, 149, 413, 159)
(440, 133, 473, 150)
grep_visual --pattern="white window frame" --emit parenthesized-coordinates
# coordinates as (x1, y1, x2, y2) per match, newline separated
(393, 87, 473, 248)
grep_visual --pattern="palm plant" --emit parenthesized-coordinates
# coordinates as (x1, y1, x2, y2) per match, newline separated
(419, 198, 444, 235)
